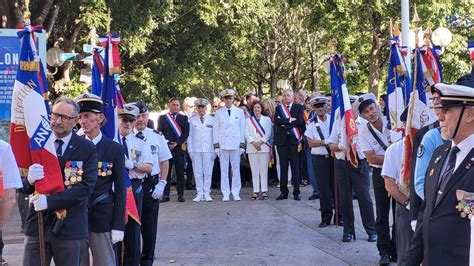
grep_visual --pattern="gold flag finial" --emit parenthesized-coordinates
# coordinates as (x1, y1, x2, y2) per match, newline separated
(23, 0, 31, 22)
(412, 4, 420, 25)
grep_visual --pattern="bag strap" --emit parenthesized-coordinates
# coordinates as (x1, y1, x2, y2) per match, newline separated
(314, 116, 332, 154)
(368, 123, 388, 151)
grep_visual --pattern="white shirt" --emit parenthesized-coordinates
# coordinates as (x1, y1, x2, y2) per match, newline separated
(0, 140, 22, 189)
(85, 131, 102, 145)
(188, 114, 215, 153)
(359, 119, 391, 168)
(381, 139, 404, 183)
(304, 114, 330, 155)
(327, 117, 366, 160)
(123, 132, 154, 179)
(52, 132, 73, 156)
(139, 127, 172, 176)
(245, 115, 272, 153)
(453, 134, 474, 172)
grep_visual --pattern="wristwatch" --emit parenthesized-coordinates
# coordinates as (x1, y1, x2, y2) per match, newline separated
(402, 199, 410, 206)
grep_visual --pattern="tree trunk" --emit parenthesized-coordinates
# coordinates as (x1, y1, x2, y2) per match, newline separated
(31, 0, 54, 26)
(368, 34, 383, 97)
(270, 73, 277, 97)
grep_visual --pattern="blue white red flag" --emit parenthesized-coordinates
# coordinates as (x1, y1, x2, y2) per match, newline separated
(164, 113, 183, 138)
(468, 41, 474, 65)
(91, 48, 104, 96)
(330, 55, 358, 167)
(279, 104, 302, 143)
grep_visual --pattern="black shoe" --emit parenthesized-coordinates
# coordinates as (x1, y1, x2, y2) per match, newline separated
(368, 233, 377, 242)
(276, 194, 288, 200)
(338, 220, 344, 226)
(379, 254, 390, 265)
(390, 254, 398, 263)
(342, 233, 354, 242)
(318, 221, 331, 228)
(308, 194, 320, 200)
(178, 195, 186, 202)
(294, 194, 301, 201)
(185, 185, 193, 190)
(161, 196, 170, 202)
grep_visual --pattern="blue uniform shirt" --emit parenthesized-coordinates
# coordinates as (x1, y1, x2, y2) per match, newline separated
(414, 128, 446, 199)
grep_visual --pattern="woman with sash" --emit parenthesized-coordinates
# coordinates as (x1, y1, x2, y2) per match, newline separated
(245, 101, 272, 200)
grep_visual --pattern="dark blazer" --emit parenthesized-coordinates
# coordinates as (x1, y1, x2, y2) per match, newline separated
(158, 113, 189, 155)
(89, 136, 126, 233)
(402, 142, 474, 266)
(24, 132, 98, 240)
(409, 121, 439, 221)
(273, 103, 305, 146)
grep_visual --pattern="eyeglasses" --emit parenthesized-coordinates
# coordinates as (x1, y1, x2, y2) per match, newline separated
(50, 112, 77, 122)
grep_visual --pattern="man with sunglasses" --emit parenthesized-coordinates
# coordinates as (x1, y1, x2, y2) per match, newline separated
(23, 97, 98, 265)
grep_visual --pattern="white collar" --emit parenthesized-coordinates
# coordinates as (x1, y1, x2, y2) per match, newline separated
(453, 134, 474, 161)
(85, 131, 102, 145)
(53, 131, 73, 147)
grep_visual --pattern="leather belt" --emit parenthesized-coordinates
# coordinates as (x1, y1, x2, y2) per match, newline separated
(314, 154, 330, 158)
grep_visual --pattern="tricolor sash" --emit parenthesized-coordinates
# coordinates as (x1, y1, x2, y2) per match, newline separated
(249, 115, 273, 165)
(279, 104, 302, 143)
(165, 113, 182, 139)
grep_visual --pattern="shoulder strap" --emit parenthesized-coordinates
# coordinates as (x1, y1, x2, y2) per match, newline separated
(314, 116, 331, 154)
(368, 123, 388, 151)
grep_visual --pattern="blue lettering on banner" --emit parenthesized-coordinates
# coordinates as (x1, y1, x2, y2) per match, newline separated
(30, 115, 52, 151)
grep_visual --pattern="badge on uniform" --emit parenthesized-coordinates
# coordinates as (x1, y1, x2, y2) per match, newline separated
(456, 190, 474, 219)
(434, 156, 442, 164)
(131, 149, 141, 163)
(64, 161, 84, 189)
(98, 161, 113, 177)
(150, 145, 157, 155)
(417, 144, 424, 158)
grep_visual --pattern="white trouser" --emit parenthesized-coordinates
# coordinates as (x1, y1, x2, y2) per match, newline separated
(191, 152, 215, 195)
(219, 149, 241, 196)
(275, 147, 291, 181)
(248, 153, 269, 193)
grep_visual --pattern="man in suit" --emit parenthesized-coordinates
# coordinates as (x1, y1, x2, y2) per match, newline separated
(158, 98, 190, 202)
(133, 101, 172, 266)
(402, 81, 474, 265)
(23, 96, 98, 265)
(75, 93, 126, 265)
(274, 88, 305, 201)
(213, 88, 246, 201)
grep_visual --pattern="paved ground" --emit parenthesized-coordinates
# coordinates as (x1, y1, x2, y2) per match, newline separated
(2, 185, 389, 265)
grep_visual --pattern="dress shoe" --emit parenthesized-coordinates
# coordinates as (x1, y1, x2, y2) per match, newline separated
(338, 220, 344, 226)
(308, 194, 320, 200)
(204, 193, 213, 202)
(233, 194, 241, 201)
(222, 195, 230, 202)
(276, 194, 288, 200)
(367, 233, 377, 242)
(192, 194, 203, 202)
(161, 196, 170, 202)
(318, 221, 331, 228)
(293, 194, 301, 201)
(379, 254, 390, 265)
(342, 233, 354, 242)
(178, 195, 186, 202)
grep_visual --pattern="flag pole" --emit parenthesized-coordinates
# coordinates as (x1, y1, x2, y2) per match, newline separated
(401, 0, 411, 76)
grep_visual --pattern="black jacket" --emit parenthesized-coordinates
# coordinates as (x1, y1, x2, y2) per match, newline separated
(24, 132, 98, 240)
(158, 113, 189, 155)
(402, 143, 474, 266)
(89, 136, 126, 233)
(273, 103, 305, 146)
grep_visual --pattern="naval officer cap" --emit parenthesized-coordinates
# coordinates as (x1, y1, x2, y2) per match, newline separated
(220, 88, 236, 98)
(309, 96, 327, 107)
(194, 98, 210, 107)
(118, 103, 139, 121)
(133, 101, 148, 114)
(432, 81, 474, 108)
(353, 93, 377, 117)
(75, 93, 103, 113)
(349, 95, 359, 104)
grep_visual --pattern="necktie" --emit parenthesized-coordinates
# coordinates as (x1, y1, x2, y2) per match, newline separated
(287, 105, 290, 110)
(227, 109, 231, 116)
(136, 131, 145, 140)
(122, 136, 129, 158)
(200, 115, 204, 124)
(55, 139, 64, 158)
(437, 146, 460, 201)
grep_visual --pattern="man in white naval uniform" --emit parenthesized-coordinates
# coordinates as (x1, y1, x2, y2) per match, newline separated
(213, 89, 246, 201)
(187, 98, 216, 202)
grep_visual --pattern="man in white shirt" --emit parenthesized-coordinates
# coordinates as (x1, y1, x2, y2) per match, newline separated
(213, 88, 246, 201)
(0, 140, 22, 228)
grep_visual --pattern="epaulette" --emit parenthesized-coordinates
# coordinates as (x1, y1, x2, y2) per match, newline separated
(153, 129, 163, 135)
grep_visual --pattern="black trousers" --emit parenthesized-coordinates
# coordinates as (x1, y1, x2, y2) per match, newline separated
(335, 159, 376, 236)
(185, 153, 194, 187)
(116, 179, 143, 266)
(372, 167, 396, 256)
(164, 153, 185, 197)
(395, 203, 412, 262)
(211, 157, 221, 189)
(312, 155, 337, 223)
(140, 175, 160, 266)
(276, 144, 300, 196)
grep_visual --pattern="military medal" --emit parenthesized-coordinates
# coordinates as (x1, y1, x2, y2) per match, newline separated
(107, 170, 112, 175)
(64, 180, 70, 186)
(70, 176, 77, 184)
(434, 156, 442, 164)
(76, 176, 82, 182)
(429, 169, 434, 176)
(101, 172, 107, 177)
(456, 190, 474, 219)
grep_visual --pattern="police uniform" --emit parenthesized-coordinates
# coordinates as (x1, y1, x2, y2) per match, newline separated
(23, 123, 98, 265)
(355, 93, 396, 261)
(327, 109, 376, 242)
(75, 94, 126, 266)
(133, 102, 173, 266)
(402, 81, 474, 266)
(188, 98, 216, 202)
(213, 89, 246, 201)
(119, 104, 154, 266)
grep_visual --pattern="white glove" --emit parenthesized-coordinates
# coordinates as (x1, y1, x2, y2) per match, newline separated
(28, 163, 44, 185)
(125, 157, 134, 170)
(152, 180, 166, 200)
(30, 194, 48, 211)
(214, 149, 220, 157)
(410, 220, 417, 232)
(240, 148, 245, 155)
(111, 230, 124, 244)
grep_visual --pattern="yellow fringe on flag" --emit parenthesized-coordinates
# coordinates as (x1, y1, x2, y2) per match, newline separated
(109, 67, 121, 75)
(20, 61, 39, 72)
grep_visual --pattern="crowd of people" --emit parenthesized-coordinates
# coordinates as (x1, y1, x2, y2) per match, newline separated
(0, 70, 473, 265)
